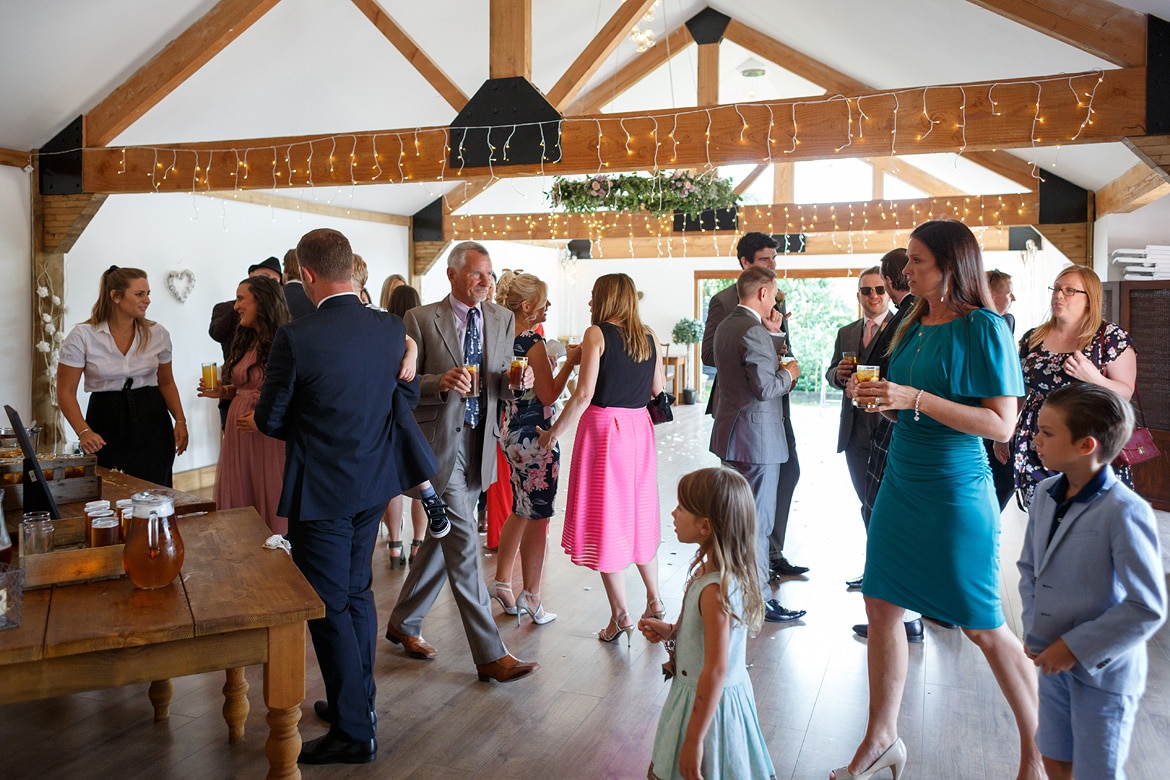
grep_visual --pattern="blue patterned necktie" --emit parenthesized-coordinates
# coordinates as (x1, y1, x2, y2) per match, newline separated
(464, 307, 481, 427)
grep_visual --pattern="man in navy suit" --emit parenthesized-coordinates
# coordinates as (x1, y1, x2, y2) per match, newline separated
(281, 247, 316, 319)
(256, 228, 405, 765)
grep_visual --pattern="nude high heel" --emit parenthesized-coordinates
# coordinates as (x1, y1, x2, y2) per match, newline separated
(831, 737, 906, 780)
(642, 597, 666, 620)
(598, 612, 634, 647)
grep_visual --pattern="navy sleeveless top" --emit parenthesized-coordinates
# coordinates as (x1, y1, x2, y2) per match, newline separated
(592, 322, 656, 408)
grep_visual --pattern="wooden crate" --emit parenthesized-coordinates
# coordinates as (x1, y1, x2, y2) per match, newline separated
(17, 514, 124, 590)
(1, 455, 101, 513)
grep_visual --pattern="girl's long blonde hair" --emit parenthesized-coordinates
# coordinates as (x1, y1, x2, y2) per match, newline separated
(590, 273, 652, 362)
(677, 467, 765, 634)
(85, 265, 153, 352)
(1026, 266, 1104, 352)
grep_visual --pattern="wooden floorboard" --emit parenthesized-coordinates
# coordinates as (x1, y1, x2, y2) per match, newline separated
(3, 401, 1168, 779)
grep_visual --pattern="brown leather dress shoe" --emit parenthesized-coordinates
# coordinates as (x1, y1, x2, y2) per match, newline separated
(475, 653, 539, 683)
(384, 623, 437, 659)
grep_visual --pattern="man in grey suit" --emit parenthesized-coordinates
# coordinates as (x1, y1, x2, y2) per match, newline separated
(826, 267, 890, 520)
(710, 266, 806, 623)
(702, 231, 808, 579)
(385, 241, 539, 684)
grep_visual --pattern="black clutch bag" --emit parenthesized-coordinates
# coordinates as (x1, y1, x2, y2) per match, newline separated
(647, 391, 675, 424)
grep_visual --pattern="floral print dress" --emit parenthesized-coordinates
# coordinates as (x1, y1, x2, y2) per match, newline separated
(501, 330, 559, 519)
(1012, 322, 1133, 506)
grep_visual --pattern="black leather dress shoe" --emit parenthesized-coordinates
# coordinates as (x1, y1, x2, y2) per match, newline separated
(925, 616, 959, 629)
(770, 557, 810, 578)
(845, 575, 863, 590)
(852, 618, 924, 643)
(297, 731, 377, 765)
(764, 599, 806, 623)
(312, 700, 377, 730)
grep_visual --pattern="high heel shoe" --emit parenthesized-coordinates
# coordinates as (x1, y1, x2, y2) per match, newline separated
(598, 611, 634, 646)
(519, 591, 557, 625)
(491, 580, 524, 616)
(642, 597, 666, 621)
(387, 540, 405, 570)
(831, 737, 906, 780)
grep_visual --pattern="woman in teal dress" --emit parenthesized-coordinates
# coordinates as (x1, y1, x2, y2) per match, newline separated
(835, 221, 1043, 780)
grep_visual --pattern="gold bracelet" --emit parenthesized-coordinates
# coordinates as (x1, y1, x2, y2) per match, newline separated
(78, 428, 90, 435)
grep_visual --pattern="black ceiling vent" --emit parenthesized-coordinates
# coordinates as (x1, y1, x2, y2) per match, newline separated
(1038, 171, 1089, 225)
(686, 8, 731, 44)
(449, 77, 561, 169)
(39, 115, 84, 194)
(413, 197, 443, 243)
(1148, 15, 1170, 134)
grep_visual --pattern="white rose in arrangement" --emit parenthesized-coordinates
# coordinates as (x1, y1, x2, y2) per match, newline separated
(35, 341, 51, 353)
(41, 313, 52, 323)
(53, 331, 65, 343)
(51, 295, 61, 305)
(36, 286, 49, 298)
(44, 323, 56, 336)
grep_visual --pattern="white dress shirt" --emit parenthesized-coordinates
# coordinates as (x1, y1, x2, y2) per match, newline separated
(59, 321, 173, 393)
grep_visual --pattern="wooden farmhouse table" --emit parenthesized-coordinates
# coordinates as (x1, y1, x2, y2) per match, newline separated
(0, 507, 324, 779)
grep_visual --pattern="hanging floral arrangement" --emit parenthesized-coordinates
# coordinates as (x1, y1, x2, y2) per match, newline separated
(548, 170, 740, 218)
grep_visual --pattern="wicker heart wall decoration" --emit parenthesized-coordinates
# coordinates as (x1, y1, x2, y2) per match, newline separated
(166, 270, 195, 303)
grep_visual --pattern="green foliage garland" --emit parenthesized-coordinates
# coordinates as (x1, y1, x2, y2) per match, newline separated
(548, 170, 741, 217)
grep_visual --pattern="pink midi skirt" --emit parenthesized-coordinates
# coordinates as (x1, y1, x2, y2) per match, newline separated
(561, 404, 661, 571)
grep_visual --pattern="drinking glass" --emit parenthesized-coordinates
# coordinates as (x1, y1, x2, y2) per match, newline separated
(853, 365, 880, 408)
(201, 362, 219, 390)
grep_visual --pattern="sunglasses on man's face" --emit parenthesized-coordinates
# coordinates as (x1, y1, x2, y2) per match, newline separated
(858, 286, 885, 296)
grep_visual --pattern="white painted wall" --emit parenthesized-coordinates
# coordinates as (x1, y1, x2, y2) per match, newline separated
(61, 193, 410, 470)
(0, 167, 32, 422)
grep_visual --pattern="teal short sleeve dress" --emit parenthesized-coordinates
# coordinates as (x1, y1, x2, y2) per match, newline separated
(863, 308, 1025, 629)
(648, 572, 776, 780)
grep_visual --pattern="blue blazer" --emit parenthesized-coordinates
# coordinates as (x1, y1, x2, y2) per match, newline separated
(1018, 467, 1167, 695)
(255, 294, 407, 522)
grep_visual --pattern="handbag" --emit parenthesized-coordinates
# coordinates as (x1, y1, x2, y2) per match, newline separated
(1094, 329, 1161, 468)
(647, 391, 675, 424)
(1115, 389, 1161, 467)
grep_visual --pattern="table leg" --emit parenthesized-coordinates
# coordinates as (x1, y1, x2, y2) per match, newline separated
(223, 666, 250, 743)
(264, 622, 305, 780)
(148, 679, 173, 721)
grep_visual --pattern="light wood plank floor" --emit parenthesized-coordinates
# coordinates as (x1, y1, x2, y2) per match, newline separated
(4, 402, 1168, 779)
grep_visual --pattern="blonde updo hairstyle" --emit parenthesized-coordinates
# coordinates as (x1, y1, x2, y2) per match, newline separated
(496, 270, 548, 325)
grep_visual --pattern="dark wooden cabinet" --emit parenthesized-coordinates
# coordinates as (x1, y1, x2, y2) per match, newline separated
(1107, 280, 1170, 510)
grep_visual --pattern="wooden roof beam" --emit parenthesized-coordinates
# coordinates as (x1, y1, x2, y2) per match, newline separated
(490, 0, 531, 80)
(733, 163, 769, 196)
(966, 0, 1146, 68)
(0, 148, 32, 168)
(350, 0, 468, 111)
(81, 67, 1146, 193)
(588, 227, 1013, 258)
(1095, 162, 1170, 216)
(442, 192, 1040, 241)
(84, 0, 280, 147)
(546, 0, 658, 111)
(566, 24, 694, 115)
(866, 157, 967, 196)
(725, 18, 1039, 189)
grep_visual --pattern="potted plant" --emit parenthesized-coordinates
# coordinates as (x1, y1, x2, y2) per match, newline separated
(670, 318, 704, 404)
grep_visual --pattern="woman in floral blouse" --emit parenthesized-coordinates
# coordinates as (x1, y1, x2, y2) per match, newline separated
(489, 271, 579, 624)
(996, 266, 1137, 506)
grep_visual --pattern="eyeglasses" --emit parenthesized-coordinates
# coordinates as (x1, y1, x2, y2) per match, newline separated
(1049, 285, 1087, 297)
(858, 286, 886, 296)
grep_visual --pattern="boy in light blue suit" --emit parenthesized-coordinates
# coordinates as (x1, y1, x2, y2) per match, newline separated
(1018, 383, 1166, 780)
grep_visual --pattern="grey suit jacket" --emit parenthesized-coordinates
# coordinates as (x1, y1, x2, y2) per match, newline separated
(404, 296, 516, 494)
(825, 314, 889, 453)
(1018, 468, 1167, 695)
(709, 306, 794, 464)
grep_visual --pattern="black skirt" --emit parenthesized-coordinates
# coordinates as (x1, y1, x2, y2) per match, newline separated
(86, 381, 175, 487)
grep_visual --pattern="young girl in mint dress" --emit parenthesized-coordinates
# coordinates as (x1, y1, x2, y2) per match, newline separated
(640, 467, 776, 780)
